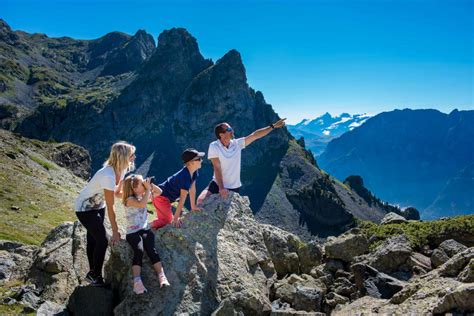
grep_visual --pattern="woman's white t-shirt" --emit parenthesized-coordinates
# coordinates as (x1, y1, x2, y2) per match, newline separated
(207, 137, 246, 189)
(75, 166, 124, 212)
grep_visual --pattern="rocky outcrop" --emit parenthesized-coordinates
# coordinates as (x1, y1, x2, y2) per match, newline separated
(0, 241, 38, 282)
(109, 194, 277, 315)
(431, 239, 468, 267)
(380, 212, 408, 225)
(28, 222, 89, 304)
(324, 233, 369, 262)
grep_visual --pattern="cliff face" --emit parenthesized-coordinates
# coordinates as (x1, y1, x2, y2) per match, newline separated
(3, 20, 392, 238)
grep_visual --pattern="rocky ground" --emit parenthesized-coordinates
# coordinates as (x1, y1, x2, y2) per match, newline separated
(1, 193, 472, 315)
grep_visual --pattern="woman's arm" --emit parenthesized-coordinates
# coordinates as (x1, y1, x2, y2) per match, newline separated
(114, 179, 124, 199)
(104, 189, 120, 244)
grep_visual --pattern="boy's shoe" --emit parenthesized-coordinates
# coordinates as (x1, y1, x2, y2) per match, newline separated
(85, 271, 96, 283)
(159, 272, 170, 288)
(91, 276, 105, 287)
(133, 279, 147, 295)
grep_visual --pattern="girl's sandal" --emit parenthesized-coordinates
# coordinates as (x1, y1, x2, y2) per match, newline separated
(159, 272, 170, 288)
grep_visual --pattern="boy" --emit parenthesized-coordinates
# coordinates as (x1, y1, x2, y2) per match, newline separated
(151, 148, 204, 229)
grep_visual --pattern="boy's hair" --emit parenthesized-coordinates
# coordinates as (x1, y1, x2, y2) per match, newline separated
(122, 174, 143, 205)
(104, 141, 136, 173)
(214, 123, 228, 139)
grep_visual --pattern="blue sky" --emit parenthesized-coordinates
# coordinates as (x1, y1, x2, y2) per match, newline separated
(3, 0, 473, 123)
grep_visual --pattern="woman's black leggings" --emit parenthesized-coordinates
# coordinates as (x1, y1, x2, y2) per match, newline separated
(126, 229, 161, 267)
(76, 208, 108, 277)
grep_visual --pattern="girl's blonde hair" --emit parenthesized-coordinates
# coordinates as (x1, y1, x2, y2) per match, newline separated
(104, 141, 136, 173)
(122, 174, 143, 205)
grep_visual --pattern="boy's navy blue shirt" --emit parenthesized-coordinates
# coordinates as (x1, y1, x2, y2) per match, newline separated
(159, 167, 198, 202)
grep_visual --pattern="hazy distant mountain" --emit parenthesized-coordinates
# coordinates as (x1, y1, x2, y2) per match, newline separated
(319, 108, 474, 219)
(288, 113, 372, 155)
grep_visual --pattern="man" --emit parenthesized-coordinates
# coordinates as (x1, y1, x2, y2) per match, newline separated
(197, 118, 286, 203)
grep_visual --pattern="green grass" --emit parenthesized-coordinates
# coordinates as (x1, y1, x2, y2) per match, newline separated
(358, 215, 474, 250)
(27, 154, 57, 171)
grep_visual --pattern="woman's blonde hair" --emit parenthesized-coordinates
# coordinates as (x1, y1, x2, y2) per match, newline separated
(122, 174, 143, 205)
(104, 141, 136, 173)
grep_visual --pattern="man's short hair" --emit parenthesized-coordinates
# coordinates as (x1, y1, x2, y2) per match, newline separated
(214, 122, 228, 139)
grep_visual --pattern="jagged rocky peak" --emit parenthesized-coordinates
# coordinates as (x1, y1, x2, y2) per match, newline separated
(214, 49, 247, 83)
(99, 29, 156, 76)
(89, 31, 131, 57)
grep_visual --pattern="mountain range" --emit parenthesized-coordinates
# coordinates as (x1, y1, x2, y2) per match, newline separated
(0, 19, 402, 238)
(288, 113, 372, 156)
(319, 108, 474, 219)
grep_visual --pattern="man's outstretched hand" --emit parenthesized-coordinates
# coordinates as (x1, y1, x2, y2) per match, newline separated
(272, 118, 286, 129)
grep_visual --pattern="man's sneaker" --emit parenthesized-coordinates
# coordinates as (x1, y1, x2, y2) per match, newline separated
(91, 276, 105, 287)
(85, 271, 96, 283)
(133, 279, 147, 295)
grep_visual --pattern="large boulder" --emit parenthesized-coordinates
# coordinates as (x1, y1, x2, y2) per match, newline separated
(261, 225, 323, 278)
(457, 258, 474, 282)
(109, 193, 277, 315)
(366, 235, 412, 274)
(0, 240, 38, 282)
(431, 239, 468, 268)
(380, 212, 408, 225)
(324, 233, 369, 263)
(27, 221, 89, 304)
(351, 263, 405, 299)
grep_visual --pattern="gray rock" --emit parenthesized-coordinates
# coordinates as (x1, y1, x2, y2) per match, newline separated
(380, 212, 408, 225)
(325, 292, 349, 308)
(432, 284, 474, 314)
(111, 194, 274, 315)
(431, 248, 450, 267)
(261, 224, 303, 277)
(297, 241, 323, 274)
(37, 300, 67, 316)
(439, 239, 468, 257)
(293, 286, 323, 312)
(67, 286, 114, 316)
(0, 240, 38, 281)
(457, 258, 474, 282)
(431, 239, 468, 268)
(324, 234, 369, 263)
(323, 259, 345, 274)
(438, 247, 474, 278)
(332, 277, 357, 297)
(368, 235, 412, 274)
(28, 221, 89, 304)
(351, 263, 405, 299)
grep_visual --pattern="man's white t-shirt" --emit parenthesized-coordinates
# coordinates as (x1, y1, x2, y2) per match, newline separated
(75, 165, 124, 212)
(207, 137, 246, 189)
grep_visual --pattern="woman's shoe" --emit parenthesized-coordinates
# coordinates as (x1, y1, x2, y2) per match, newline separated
(91, 276, 105, 287)
(158, 272, 170, 288)
(133, 279, 147, 294)
(85, 271, 95, 283)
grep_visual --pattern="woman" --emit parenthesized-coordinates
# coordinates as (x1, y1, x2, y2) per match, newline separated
(75, 141, 136, 286)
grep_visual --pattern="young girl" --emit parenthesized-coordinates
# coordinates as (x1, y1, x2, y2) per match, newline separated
(122, 174, 170, 294)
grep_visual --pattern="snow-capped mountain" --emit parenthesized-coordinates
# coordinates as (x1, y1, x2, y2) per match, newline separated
(288, 112, 372, 156)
